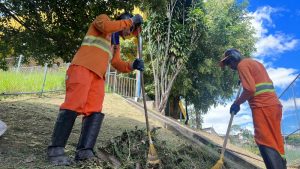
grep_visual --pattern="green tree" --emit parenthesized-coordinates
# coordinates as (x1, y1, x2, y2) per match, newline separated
(171, 0, 256, 127)
(0, 0, 141, 68)
(143, 0, 206, 113)
(286, 133, 300, 146)
(230, 124, 258, 154)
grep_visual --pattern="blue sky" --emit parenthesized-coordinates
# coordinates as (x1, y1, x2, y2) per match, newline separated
(203, 0, 300, 135)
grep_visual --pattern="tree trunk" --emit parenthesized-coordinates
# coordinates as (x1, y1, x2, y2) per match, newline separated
(195, 112, 201, 129)
(158, 65, 183, 112)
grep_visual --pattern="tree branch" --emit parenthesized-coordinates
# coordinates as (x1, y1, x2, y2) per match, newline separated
(0, 3, 32, 31)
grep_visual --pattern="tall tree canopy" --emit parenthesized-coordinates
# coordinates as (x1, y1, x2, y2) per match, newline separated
(1, 0, 256, 128)
(143, 0, 206, 112)
(0, 0, 140, 66)
(142, 0, 256, 127)
(180, 0, 256, 126)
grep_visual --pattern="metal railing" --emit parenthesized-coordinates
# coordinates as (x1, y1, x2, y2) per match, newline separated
(106, 71, 137, 98)
(279, 73, 300, 167)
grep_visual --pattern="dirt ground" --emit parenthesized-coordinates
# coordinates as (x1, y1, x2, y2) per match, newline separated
(0, 93, 225, 169)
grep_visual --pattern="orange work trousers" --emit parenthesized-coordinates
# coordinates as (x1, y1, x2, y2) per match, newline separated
(252, 105, 285, 155)
(60, 65, 105, 116)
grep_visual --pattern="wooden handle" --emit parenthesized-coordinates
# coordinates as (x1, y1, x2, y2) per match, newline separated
(220, 85, 242, 156)
(137, 34, 150, 135)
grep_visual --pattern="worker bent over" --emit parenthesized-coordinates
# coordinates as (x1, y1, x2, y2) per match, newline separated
(220, 49, 286, 169)
(47, 12, 144, 166)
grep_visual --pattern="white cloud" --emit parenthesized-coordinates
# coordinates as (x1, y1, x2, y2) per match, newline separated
(254, 34, 298, 57)
(280, 98, 300, 113)
(266, 67, 298, 89)
(203, 102, 253, 134)
(249, 6, 275, 37)
(248, 6, 299, 58)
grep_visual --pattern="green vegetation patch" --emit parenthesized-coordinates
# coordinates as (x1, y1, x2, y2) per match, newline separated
(0, 70, 65, 94)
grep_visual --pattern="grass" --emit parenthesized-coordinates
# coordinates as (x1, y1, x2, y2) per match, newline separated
(0, 70, 66, 94)
(0, 93, 242, 169)
(0, 70, 114, 95)
(285, 146, 300, 166)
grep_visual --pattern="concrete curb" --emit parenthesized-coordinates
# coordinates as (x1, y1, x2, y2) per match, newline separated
(0, 120, 7, 136)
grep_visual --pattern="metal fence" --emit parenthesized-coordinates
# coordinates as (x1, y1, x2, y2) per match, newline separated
(0, 58, 137, 97)
(0, 63, 67, 95)
(279, 73, 300, 167)
(106, 71, 137, 98)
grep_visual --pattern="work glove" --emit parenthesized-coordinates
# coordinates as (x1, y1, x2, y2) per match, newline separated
(132, 58, 144, 71)
(131, 14, 143, 27)
(111, 32, 120, 45)
(230, 103, 240, 115)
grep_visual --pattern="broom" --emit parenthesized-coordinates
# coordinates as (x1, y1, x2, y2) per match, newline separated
(211, 85, 242, 169)
(137, 33, 160, 168)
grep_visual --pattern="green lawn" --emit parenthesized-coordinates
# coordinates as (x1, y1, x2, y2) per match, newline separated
(285, 146, 300, 165)
(0, 70, 66, 94)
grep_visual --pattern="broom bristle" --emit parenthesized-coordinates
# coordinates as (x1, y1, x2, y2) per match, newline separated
(211, 158, 224, 169)
(147, 143, 160, 166)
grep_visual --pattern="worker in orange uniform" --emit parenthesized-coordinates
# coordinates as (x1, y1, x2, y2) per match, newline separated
(220, 49, 286, 169)
(47, 12, 144, 166)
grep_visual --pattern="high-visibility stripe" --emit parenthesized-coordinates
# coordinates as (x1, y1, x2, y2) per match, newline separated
(255, 82, 275, 96)
(81, 35, 112, 59)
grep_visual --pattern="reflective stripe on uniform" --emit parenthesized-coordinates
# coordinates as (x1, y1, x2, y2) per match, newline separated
(81, 35, 112, 59)
(255, 82, 275, 96)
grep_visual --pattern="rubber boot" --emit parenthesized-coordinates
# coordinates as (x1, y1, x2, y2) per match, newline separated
(47, 109, 77, 166)
(75, 112, 105, 161)
(259, 145, 287, 169)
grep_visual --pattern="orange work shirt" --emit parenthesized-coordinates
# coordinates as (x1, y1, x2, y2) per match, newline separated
(235, 58, 281, 108)
(71, 14, 134, 78)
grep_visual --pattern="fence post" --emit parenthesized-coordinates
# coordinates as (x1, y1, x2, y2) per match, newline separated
(135, 71, 141, 101)
(113, 71, 117, 93)
(40, 63, 48, 96)
(16, 55, 23, 72)
(125, 77, 129, 97)
(130, 79, 132, 97)
(106, 64, 111, 92)
(120, 77, 124, 96)
(116, 75, 119, 94)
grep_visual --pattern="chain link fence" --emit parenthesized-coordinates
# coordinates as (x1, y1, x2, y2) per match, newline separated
(279, 74, 300, 167)
(0, 57, 137, 97)
(1, 63, 68, 95)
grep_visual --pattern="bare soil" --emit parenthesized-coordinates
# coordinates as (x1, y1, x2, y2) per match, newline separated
(0, 93, 240, 169)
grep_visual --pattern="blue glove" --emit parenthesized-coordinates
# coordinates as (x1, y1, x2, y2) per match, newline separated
(132, 58, 144, 71)
(230, 103, 240, 115)
(111, 32, 120, 45)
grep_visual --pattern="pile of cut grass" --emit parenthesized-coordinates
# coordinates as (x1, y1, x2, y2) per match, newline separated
(94, 128, 226, 169)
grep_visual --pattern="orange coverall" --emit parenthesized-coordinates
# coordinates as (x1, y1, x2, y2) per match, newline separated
(235, 58, 284, 155)
(60, 14, 134, 116)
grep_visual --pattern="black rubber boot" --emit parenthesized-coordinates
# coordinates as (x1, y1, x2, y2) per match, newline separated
(259, 145, 287, 169)
(75, 112, 105, 161)
(47, 109, 77, 166)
